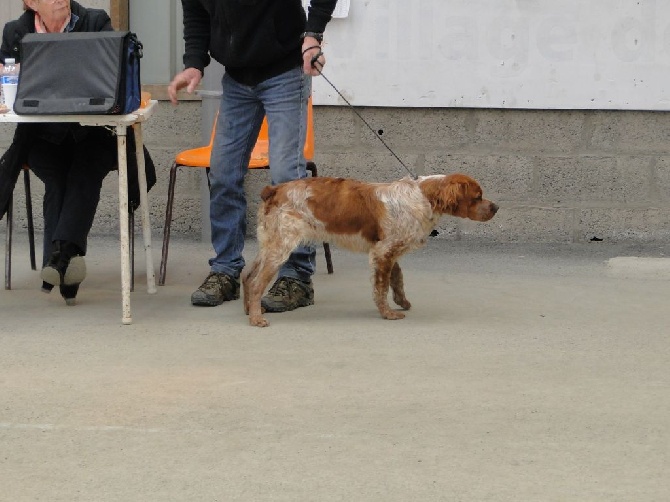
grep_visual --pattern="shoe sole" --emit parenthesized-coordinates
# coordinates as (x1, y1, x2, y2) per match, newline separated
(40, 256, 86, 287)
(190, 292, 239, 307)
(261, 297, 314, 313)
(64, 256, 86, 285)
(40, 266, 62, 287)
(191, 296, 225, 307)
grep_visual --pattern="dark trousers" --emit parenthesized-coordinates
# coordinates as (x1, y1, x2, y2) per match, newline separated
(28, 127, 117, 265)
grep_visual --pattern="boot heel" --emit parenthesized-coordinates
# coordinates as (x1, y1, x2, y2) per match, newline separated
(60, 283, 80, 306)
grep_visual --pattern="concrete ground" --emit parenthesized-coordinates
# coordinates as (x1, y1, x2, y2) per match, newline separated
(1, 234, 669, 501)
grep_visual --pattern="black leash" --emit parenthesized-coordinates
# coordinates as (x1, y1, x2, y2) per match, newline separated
(309, 51, 418, 180)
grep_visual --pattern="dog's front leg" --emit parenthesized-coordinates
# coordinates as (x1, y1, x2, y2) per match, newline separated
(370, 250, 405, 320)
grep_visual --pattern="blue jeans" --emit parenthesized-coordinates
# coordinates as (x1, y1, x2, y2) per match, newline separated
(207, 67, 316, 282)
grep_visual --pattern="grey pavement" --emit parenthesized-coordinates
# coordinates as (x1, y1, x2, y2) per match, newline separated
(1, 234, 669, 501)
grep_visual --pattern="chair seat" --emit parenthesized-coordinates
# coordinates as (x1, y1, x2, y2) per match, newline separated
(175, 146, 212, 168)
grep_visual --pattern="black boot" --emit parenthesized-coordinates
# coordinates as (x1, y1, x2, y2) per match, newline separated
(41, 241, 64, 288)
(41, 240, 86, 304)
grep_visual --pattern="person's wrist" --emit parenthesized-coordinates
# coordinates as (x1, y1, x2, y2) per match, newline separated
(301, 31, 323, 43)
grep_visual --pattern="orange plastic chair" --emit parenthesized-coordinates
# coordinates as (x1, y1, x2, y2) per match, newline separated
(159, 97, 333, 286)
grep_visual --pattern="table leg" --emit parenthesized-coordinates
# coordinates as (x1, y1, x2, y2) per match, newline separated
(116, 126, 132, 325)
(132, 123, 157, 294)
(4, 194, 13, 290)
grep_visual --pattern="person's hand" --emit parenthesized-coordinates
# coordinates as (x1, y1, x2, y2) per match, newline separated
(302, 36, 325, 76)
(167, 67, 203, 105)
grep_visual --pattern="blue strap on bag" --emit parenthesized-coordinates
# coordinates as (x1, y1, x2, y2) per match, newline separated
(120, 32, 143, 114)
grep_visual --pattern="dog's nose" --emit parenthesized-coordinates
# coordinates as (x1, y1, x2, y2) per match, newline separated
(491, 202, 499, 214)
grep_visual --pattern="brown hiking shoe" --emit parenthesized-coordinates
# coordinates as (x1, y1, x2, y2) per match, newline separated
(261, 277, 314, 313)
(191, 272, 240, 306)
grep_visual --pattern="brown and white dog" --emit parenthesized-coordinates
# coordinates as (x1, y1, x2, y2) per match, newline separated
(242, 173, 498, 327)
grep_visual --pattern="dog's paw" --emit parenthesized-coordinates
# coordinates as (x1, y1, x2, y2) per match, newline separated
(382, 310, 406, 320)
(249, 315, 270, 327)
(393, 296, 411, 310)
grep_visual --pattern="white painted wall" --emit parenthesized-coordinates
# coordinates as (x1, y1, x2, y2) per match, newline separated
(3, 1, 669, 111)
(0, 3, 29, 22)
(314, 0, 670, 110)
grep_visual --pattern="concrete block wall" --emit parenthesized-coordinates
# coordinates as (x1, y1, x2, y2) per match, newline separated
(2, 103, 670, 248)
(311, 106, 670, 244)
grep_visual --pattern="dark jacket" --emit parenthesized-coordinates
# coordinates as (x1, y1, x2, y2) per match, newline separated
(0, 124, 156, 220)
(0, 1, 156, 219)
(182, 0, 337, 85)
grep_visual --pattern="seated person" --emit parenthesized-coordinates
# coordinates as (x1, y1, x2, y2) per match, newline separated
(0, 0, 154, 305)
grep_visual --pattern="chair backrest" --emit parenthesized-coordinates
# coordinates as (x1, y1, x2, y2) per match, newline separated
(174, 111, 219, 167)
(207, 111, 218, 148)
(304, 95, 315, 161)
(249, 95, 314, 169)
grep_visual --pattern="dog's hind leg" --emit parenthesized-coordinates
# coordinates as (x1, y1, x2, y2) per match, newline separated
(247, 241, 297, 327)
(390, 262, 411, 310)
(241, 258, 261, 315)
(369, 248, 405, 320)
(247, 254, 279, 327)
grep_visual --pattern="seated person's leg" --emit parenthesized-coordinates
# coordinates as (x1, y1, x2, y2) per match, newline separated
(27, 138, 68, 293)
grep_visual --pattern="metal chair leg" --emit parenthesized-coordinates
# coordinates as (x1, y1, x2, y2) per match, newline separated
(5, 194, 13, 290)
(159, 162, 179, 286)
(23, 169, 36, 270)
(323, 242, 334, 275)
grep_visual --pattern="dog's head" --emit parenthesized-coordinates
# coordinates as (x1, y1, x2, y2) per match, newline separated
(419, 173, 498, 222)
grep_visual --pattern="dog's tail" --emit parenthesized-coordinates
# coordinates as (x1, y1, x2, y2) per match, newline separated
(260, 185, 277, 202)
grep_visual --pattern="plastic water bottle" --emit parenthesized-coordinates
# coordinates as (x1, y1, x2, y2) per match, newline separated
(2, 58, 19, 111)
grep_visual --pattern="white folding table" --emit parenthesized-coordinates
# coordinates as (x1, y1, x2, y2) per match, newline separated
(0, 101, 159, 324)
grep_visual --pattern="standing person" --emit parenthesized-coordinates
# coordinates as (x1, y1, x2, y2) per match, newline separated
(168, 0, 337, 312)
(0, 0, 155, 305)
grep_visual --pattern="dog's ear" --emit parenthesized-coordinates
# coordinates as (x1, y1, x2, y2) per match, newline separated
(260, 185, 277, 202)
(420, 176, 465, 214)
(438, 178, 466, 214)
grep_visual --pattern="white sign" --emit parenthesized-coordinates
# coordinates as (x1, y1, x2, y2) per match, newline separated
(314, 0, 670, 110)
